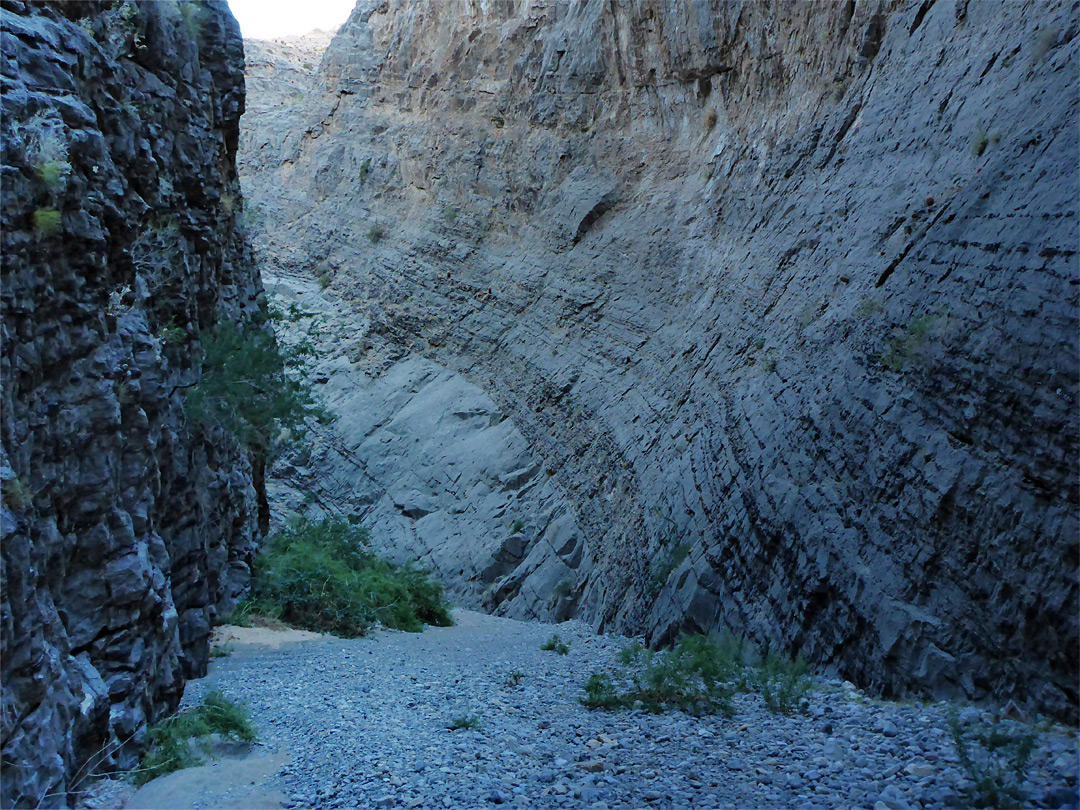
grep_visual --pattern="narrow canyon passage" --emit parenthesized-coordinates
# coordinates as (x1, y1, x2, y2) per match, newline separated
(1, 1, 1077, 807)
(119, 615, 1078, 810)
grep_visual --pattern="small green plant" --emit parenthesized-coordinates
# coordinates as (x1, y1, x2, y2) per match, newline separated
(314, 264, 334, 289)
(442, 206, 458, 223)
(2, 476, 33, 510)
(357, 158, 371, 181)
(551, 578, 573, 600)
(647, 543, 690, 596)
(224, 600, 255, 627)
(582, 633, 811, 717)
(32, 207, 62, 235)
(156, 322, 187, 347)
(178, 2, 207, 38)
(541, 634, 570, 655)
(880, 313, 936, 371)
(583, 635, 738, 717)
(854, 297, 883, 318)
(209, 644, 231, 658)
(510, 519, 525, 533)
(449, 714, 481, 731)
(504, 670, 524, 688)
(948, 710, 1035, 808)
(136, 691, 255, 785)
(251, 517, 454, 637)
(757, 650, 812, 715)
(581, 672, 621, 709)
(367, 224, 384, 243)
(971, 129, 990, 157)
(183, 321, 324, 456)
(36, 159, 71, 190)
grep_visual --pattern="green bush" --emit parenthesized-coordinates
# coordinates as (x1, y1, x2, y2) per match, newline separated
(449, 714, 481, 731)
(581, 671, 621, 709)
(32, 207, 62, 235)
(250, 517, 453, 636)
(184, 322, 323, 454)
(136, 691, 255, 785)
(949, 710, 1035, 808)
(541, 634, 570, 655)
(757, 650, 812, 714)
(581, 633, 811, 717)
(880, 314, 936, 371)
(647, 543, 690, 596)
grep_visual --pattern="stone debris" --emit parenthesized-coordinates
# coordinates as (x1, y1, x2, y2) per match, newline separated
(175, 611, 1078, 810)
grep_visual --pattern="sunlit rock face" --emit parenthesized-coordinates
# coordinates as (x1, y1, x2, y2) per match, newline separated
(239, 0, 1079, 720)
(1, 1, 261, 805)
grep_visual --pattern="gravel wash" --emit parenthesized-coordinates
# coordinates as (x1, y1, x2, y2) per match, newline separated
(182, 610, 1078, 810)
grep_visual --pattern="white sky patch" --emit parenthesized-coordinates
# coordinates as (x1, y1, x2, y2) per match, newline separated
(226, 0, 357, 40)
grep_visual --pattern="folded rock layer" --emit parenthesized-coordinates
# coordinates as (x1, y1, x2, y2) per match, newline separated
(240, 0, 1078, 720)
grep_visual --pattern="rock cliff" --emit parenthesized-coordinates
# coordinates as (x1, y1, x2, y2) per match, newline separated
(1, 1, 260, 805)
(239, 0, 1079, 720)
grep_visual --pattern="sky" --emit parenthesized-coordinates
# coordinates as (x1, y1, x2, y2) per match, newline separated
(227, 0, 357, 40)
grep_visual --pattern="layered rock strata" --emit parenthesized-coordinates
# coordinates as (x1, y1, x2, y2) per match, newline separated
(1, 1, 260, 805)
(240, 0, 1079, 720)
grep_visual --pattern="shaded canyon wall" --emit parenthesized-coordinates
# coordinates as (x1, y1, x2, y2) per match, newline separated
(238, 0, 1079, 719)
(1, 1, 262, 805)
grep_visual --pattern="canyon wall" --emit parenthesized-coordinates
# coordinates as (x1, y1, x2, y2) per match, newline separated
(1, 1, 260, 805)
(239, 0, 1079, 719)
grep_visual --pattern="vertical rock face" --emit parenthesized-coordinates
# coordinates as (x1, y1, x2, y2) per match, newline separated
(240, 0, 1078, 720)
(1, 1, 259, 806)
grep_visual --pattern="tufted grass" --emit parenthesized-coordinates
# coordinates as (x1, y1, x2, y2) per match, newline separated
(135, 691, 255, 785)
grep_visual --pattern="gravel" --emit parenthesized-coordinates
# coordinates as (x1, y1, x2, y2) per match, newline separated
(181, 610, 1079, 809)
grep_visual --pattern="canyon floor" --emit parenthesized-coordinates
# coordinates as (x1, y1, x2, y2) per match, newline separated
(85, 611, 1076, 810)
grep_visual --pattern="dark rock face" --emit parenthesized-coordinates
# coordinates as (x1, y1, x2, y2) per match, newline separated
(241, 0, 1078, 721)
(1, 2, 260, 806)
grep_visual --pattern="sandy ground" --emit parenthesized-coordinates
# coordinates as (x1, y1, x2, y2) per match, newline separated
(211, 623, 324, 649)
(78, 624, 323, 810)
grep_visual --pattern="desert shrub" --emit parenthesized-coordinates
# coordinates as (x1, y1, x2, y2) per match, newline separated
(32, 207, 62, 235)
(581, 633, 811, 717)
(136, 691, 255, 785)
(178, 1, 208, 38)
(541, 634, 570, 655)
(949, 710, 1036, 808)
(184, 321, 324, 455)
(756, 650, 812, 714)
(581, 671, 621, 709)
(971, 129, 990, 157)
(647, 542, 690, 596)
(250, 517, 453, 636)
(2, 476, 33, 510)
(880, 314, 936, 371)
(449, 714, 481, 731)
(367, 224, 384, 243)
(614, 636, 736, 716)
(704, 109, 718, 130)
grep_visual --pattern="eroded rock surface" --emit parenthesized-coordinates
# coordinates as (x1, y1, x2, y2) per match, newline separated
(240, 0, 1079, 719)
(1, 1, 261, 805)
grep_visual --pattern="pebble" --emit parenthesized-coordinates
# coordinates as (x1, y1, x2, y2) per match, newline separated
(178, 609, 1080, 810)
